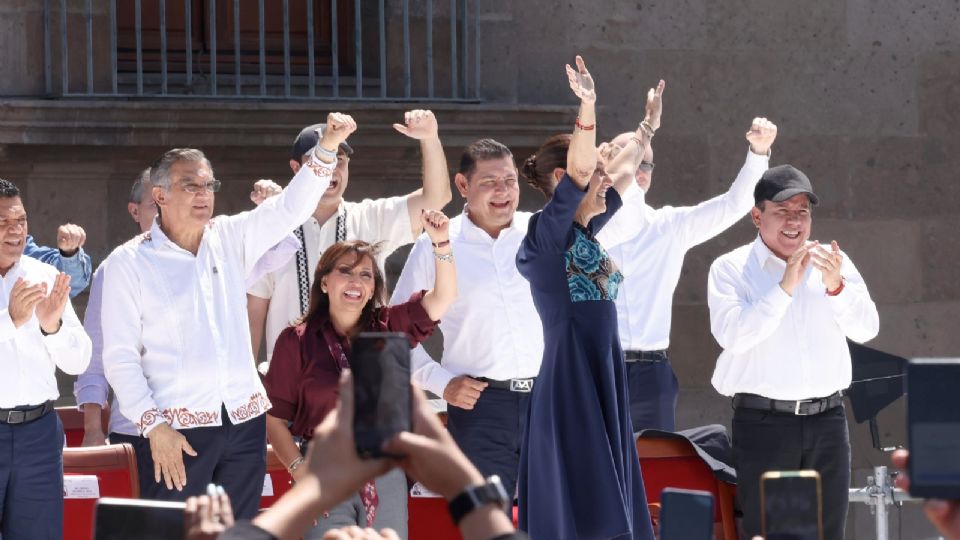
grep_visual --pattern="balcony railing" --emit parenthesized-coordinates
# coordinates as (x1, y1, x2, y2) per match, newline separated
(43, 0, 481, 101)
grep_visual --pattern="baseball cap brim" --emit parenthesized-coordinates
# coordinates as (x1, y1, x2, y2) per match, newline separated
(771, 188, 820, 206)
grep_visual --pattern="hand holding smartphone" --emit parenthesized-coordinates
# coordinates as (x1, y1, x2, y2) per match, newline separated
(658, 488, 714, 540)
(907, 358, 960, 500)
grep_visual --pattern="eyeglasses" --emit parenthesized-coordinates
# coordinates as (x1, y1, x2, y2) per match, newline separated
(181, 180, 222, 194)
(638, 161, 655, 173)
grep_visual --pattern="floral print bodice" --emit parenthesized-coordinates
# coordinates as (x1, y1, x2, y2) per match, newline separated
(565, 223, 623, 302)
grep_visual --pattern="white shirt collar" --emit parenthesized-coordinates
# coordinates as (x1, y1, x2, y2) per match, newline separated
(460, 204, 523, 243)
(751, 234, 786, 271)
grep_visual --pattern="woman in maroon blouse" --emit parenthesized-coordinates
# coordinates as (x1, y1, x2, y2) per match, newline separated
(263, 209, 456, 537)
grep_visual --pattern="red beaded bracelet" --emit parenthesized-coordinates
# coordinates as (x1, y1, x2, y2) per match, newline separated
(575, 117, 595, 131)
(826, 278, 845, 296)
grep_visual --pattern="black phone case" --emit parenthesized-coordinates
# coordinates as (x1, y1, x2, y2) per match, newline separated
(351, 332, 412, 459)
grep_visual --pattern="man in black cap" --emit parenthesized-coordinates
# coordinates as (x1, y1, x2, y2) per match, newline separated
(707, 164, 880, 539)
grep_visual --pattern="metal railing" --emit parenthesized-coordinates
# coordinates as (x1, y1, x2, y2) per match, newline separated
(44, 0, 481, 101)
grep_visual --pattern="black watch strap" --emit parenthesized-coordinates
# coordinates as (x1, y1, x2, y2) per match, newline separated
(40, 318, 63, 336)
(447, 475, 510, 525)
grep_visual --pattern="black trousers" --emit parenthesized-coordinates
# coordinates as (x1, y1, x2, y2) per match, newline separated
(446, 386, 530, 499)
(732, 403, 850, 540)
(112, 409, 267, 520)
(0, 410, 64, 540)
(625, 356, 679, 433)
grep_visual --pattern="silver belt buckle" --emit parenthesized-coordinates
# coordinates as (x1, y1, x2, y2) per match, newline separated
(794, 399, 814, 415)
(510, 379, 533, 393)
(6, 410, 25, 424)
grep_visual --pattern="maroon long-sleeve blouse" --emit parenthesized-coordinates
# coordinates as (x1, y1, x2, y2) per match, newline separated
(263, 291, 437, 440)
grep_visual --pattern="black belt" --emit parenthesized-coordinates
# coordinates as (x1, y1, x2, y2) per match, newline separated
(474, 377, 535, 393)
(733, 392, 844, 416)
(0, 400, 54, 425)
(624, 349, 668, 363)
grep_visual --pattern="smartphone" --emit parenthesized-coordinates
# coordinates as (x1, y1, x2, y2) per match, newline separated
(658, 488, 714, 540)
(93, 497, 185, 540)
(907, 358, 960, 499)
(761, 470, 823, 540)
(352, 332, 412, 458)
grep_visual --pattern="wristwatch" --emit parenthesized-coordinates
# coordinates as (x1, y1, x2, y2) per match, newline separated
(447, 475, 511, 525)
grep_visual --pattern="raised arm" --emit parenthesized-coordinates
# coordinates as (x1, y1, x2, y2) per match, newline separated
(394, 110, 454, 237)
(225, 113, 354, 276)
(606, 80, 664, 197)
(23, 225, 93, 297)
(670, 118, 775, 248)
(417, 210, 456, 321)
(565, 55, 598, 188)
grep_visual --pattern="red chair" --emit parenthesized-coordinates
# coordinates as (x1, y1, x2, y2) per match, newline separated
(636, 437, 738, 540)
(62, 443, 140, 540)
(260, 445, 295, 509)
(57, 406, 110, 448)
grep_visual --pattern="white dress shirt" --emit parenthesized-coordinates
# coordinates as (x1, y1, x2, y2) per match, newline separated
(708, 236, 880, 399)
(248, 195, 413, 362)
(0, 256, 91, 408)
(77, 229, 298, 437)
(598, 150, 769, 351)
(101, 158, 334, 435)
(390, 209, 544, 397)
(74, 261, 138, 435)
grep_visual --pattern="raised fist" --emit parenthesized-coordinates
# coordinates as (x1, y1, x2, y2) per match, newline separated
(745, 117, 777, 155)
(319, 112, 358, 152)
(420, 209, 450, 245)
(57, 223, 86, 256)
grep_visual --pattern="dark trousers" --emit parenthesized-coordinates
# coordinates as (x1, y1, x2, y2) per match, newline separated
(0, 410, 64, 540)
(446, 386, 530, 498)
(112, 409, 266, 520)
(626, 356, 679, 433)
(732, 403, 850, 540)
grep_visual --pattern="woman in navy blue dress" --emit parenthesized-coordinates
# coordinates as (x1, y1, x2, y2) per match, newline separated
(516, 55, 664, 539)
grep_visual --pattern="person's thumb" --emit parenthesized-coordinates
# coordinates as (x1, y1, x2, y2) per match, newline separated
(182, 440, 199, 457)
(383, 430, 434, 457)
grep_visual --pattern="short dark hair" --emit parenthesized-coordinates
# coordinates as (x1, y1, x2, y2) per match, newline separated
(0, 178, 20, 199)
(458, 139, 513, 178)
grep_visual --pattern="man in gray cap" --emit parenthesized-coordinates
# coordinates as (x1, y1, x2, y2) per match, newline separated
(707, 164, 880, 539)
(247, 111, 451, 539)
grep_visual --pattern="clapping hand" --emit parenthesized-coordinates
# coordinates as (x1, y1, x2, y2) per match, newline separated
(7, 278, 45, 329)
(566, 55, 596, 104)
(810, 240, 844, 292)
(745, 117, 778, 156)
(393, 110, 439, 140)
(779, 241, 816, 296)
(35, 272, 71, 334)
